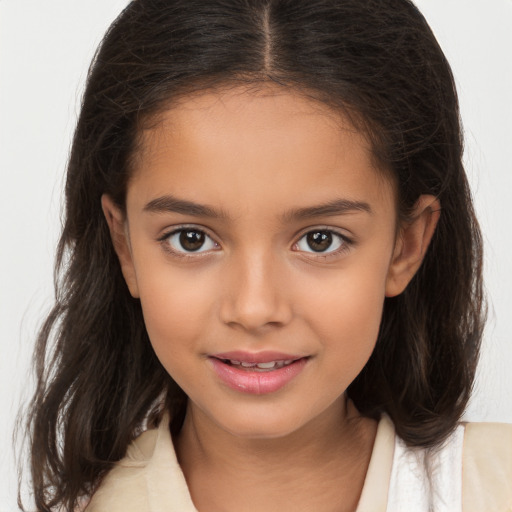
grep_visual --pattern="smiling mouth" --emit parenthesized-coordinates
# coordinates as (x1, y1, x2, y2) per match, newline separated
(216, 358, 298, 371)
(209, 355, 309, 394)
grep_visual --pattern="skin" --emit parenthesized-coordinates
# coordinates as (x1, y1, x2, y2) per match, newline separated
(103, 84, 440, 512)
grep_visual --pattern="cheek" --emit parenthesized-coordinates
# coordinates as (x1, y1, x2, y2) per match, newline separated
(314, 284, 384, 349)
(135, 263, 217, 361)
(298, 260, 389, 361)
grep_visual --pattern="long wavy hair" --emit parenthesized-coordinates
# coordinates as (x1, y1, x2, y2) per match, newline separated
(22, 0, 484, 510)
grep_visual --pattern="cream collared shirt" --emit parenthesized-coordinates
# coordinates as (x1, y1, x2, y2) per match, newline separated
(86, 414, 512, 512)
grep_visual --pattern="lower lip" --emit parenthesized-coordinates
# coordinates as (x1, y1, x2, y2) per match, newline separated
(209, 358, 308, 395)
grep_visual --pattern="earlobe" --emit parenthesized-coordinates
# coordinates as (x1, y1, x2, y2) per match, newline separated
(101, 194, 140, 298)
(385, 195, 441, 297)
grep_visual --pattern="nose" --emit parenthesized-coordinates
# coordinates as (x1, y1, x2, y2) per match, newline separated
(219, 249, 293, 333)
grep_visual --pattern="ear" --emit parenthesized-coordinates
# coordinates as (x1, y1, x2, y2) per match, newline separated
(101, 194, 140, 298)
(385, 195, 441, 297)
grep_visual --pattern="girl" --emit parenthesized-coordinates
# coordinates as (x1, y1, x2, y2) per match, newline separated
(22, 0, 512, 511)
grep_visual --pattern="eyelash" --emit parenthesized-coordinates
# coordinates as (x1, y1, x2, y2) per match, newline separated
(157, 226, 354, 260)
(157, 226, 220, 260)
(293, 228, 353, 258)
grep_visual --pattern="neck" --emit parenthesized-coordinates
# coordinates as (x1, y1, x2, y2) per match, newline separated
(175, 396, 377, 512)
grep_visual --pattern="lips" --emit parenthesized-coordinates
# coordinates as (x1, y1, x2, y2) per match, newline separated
(209, 351, 308, 394)
(216, 358, 296, 371)
(212, 351, 303, 364)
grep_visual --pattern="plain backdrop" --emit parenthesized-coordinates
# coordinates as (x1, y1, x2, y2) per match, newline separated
(1, 0, 511, 509)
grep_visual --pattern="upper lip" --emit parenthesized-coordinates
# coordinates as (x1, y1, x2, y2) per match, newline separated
(210, 351, 305, 364)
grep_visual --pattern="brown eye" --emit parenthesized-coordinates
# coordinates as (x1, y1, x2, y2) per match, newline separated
(164, 228, 218, 254)
(295, 230, 346, 254)
(306, 231, 333, 252)
(179, 230, 205, 251)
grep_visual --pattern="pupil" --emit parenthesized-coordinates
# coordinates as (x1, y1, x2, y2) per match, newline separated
(180, 230, 205, 251)
(307, 231, 332, 252)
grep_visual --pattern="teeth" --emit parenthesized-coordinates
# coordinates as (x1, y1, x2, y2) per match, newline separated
(256, 361, 277, 369)
(226, 359, 297, 370)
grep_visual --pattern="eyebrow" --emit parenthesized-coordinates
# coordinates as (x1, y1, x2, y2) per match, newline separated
(143, 194, 372, 220)
(143, 195, 227, 218)
(281, 198, 372, 222)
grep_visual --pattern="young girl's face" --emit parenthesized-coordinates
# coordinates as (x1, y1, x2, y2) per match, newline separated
(105, 85, 430, 440)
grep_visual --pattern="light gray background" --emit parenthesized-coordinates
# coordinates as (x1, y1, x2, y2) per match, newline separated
(1, 0, 511, 509)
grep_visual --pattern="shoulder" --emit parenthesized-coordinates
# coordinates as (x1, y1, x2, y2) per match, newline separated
(462, 422, 512, 512)
(85, 413, 198, 512)
(85, 428, 159, 512)
(382, 419, 512, 512)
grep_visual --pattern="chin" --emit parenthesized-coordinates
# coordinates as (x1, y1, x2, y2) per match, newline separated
(211, 408, 309, 440)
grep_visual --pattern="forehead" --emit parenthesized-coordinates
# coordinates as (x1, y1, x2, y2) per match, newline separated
(128, 85, 395, 216)
(138, 85, 366, 164)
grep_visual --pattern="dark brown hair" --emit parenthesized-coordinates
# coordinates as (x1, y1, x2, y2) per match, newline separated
(22, 0, 484, 509)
